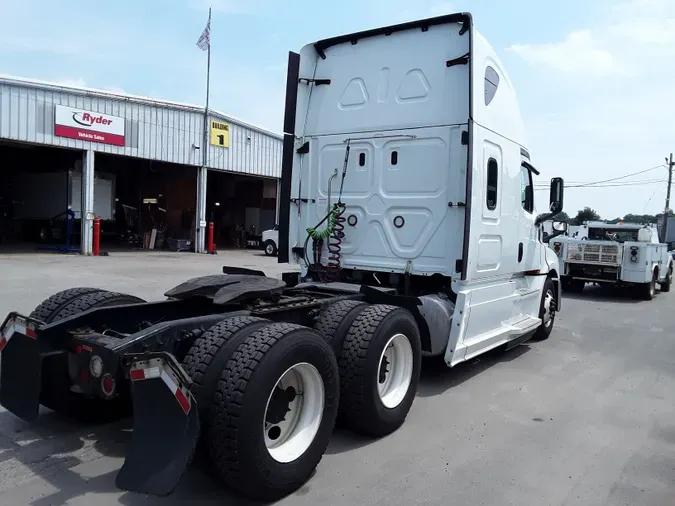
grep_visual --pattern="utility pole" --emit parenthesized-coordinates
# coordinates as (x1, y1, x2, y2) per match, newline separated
(662, 153, 674, 244)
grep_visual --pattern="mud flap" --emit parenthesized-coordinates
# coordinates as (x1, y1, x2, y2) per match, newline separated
(116, 354, 200, 497)
(0, 315, 42, 422)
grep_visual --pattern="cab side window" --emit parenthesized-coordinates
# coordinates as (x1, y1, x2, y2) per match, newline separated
(486, 158, 498, 210)
(520, 166, 533, 213)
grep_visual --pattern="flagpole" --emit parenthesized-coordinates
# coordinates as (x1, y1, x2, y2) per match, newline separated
(202, 6, 211, 171)
(197, 6, 211, 253)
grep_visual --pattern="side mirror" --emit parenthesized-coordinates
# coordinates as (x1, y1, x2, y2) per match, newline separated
(549, 177, 564, 214)
(552, 220, 568, 233)
(543, 220, 568, 243)
(535, 177, 565, 226)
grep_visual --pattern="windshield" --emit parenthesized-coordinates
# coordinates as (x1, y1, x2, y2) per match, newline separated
(587, 228, 638, 243)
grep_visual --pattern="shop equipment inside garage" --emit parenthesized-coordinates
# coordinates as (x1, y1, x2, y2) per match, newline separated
(0, 76, 282, 254)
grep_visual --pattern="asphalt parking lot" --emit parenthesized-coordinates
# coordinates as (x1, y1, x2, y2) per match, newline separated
(0, 251, 674, 506)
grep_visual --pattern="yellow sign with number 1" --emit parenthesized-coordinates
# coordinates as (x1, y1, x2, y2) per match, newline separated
(210, 120, 230, 148)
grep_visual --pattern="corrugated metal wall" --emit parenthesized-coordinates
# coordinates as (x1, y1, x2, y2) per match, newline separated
(0, 80, 282, 178)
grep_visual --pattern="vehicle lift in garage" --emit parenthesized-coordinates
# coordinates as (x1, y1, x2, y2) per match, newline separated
(37, 208, 80, 254)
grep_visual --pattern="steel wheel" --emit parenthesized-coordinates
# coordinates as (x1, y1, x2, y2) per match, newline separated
(650, 274, 656, 297)
(377, 333, 414, 409)
(265, 243, 275, 255)
(263, 362, 325, 464)
(542, 288, 555, 328)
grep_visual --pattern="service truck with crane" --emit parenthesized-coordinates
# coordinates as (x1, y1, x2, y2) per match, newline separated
(0, 13, 566, 502)
(551, 220, 672, 299)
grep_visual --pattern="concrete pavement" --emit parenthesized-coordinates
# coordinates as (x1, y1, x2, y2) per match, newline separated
(0, 253, 673, 505)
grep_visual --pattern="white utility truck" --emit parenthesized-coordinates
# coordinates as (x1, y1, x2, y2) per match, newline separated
(0, 13, 567, 502)
(553, 220, 672, 299)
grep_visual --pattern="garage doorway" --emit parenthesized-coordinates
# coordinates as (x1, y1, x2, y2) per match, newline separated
(206, 171, 278, 250)
(0, 140, 84, 253)
(94, 154, 198, 252)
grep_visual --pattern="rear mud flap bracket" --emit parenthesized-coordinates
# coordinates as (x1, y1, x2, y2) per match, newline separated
(116, 353, 200, 497)
(0, 315, 42, 422)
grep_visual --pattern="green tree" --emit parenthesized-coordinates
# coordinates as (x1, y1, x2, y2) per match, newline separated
(556, 211, 570, 223)
(622, 213, 656, 224)
(571, 207, 601, 225)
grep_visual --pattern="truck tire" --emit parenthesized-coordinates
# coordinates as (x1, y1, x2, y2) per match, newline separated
(561, 278, 584, 294)
(181, 315, 270, 455)
(29, 287, 105, 323)
(50, 290, 145, 322)
(338, 304, 422, 438)
(636, 271, 657, 301)
(532, 277, 556, 341)
(39, 291, 146, 423)
(313, 300, 368, 356)
(209, 322, 338, 501)
(660, 267, 672, 293)
(263, 240, 277, 256)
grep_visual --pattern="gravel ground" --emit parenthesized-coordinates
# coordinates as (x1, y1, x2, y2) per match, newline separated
(0, 252, 674, 506)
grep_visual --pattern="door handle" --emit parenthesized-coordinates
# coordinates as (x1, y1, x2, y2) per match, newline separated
(518, 242, 524, 263)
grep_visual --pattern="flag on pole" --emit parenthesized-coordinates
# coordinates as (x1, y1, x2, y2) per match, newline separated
(196, 8, 211, 51)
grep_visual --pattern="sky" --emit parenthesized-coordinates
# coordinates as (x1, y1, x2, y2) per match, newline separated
(0, 0, 673, 220)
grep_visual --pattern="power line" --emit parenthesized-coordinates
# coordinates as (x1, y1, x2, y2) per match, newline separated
(573, 164, 665, 187)
(642, 178, 666, 213)
(534, 180, 664, 191)
(534, 164, 665, 188)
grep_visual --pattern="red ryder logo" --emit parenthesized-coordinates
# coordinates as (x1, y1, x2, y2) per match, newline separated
(72, 112, 114, 127)
(54, 105, 125, 147)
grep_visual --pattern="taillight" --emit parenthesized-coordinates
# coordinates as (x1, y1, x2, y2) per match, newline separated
(101, 374, 116, 397)
(630, 246, 638, 262)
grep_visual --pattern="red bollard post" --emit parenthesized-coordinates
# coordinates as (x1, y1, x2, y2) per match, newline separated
(207, 222, 215, 254)
(93, 217, 101, 256)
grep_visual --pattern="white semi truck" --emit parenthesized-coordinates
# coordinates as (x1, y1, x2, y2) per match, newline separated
(551, 221, 672, 299)
(0, 13, 567, 501)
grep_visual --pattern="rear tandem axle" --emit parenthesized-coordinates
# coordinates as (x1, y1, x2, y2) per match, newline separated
(0, 267, 424, 500)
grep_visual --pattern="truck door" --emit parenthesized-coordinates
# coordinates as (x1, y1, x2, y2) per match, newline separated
(517, 162, 538, 272)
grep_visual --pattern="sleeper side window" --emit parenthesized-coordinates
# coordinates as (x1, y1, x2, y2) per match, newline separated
(486, 158, 498, 211)
(520, 165, 534, 213)
(485, 66, 500, 106)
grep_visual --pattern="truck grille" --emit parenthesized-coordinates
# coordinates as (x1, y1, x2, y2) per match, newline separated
(566, 243, 620, 264)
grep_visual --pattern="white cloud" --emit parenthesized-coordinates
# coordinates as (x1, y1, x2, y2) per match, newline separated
(54, 77, 87, 88)
(507, 30, 624, 77)
(509, 0, 675, 78)
(103, 85, 126, 94)
(511, 0, 675, 217)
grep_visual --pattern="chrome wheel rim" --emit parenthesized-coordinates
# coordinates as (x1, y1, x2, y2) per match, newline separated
(543, 289, 555, 328)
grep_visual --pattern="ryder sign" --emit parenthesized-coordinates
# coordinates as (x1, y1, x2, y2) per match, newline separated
(54, 105, 125, 146)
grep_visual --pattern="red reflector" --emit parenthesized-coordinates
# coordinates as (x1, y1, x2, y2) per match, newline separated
(24, 328, 37, 339)
(0, 337, 6, 352)
(102, 375, 115, 395)
(130, 369, 145, 381)
(175, 388, 190, 415)
(74, 345, 83, 354)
